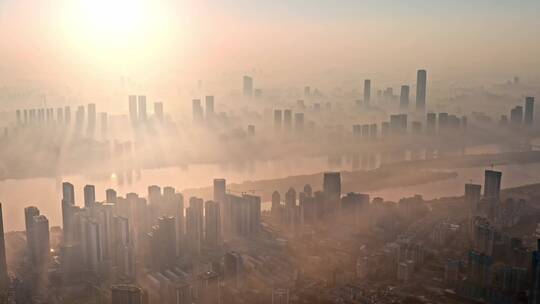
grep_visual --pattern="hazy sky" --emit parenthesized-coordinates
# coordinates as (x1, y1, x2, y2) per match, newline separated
(0, 0, 539, 88)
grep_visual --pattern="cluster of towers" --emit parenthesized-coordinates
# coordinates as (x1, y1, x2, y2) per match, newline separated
(129, 95, 164, 125)
(53, 177, 260, 303)
(362, 69, 427, 112)
(14, 103, 108, 137)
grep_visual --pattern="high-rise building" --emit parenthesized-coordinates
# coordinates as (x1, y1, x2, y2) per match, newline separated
(24, 206, 40, 263)
(85, 220, 102, 272)
(304, 86, 311, 97)
(285, 188, 296, 209)
(274, 110, 283, 131)
(484, 170, 502, 201)
(84, 184, 96, 209)
(204, 201, 221, 249)
(271, 191, 281, 215)
(148, 216, 176, 271)
(426, 113, 436, 133)
(283, 110, 292, 132)
(100, 112, 108, 136)
(247, 125, 255, 136)
(205, 96, 214, 120)
(64, 106, 71, 125)
(87, 103, 96, 136)
(294, 113, 304, 132)
(364, 79, 371, 105)
(213, 179, 226, 204)
(0, 204, 6, 292)
(525, 97, 535, 126)
(243, 76, 253, 97)
(192, 99, 203, 123)
(465, 184, 482, 215)
(399, 85, 410, 112)
(186, 198, 204, 255)
(531, 240, 540, 303)
(510, 106, 523, 125)
(111, 284, 145, 304)
(129, 95, 138, 124)
(224, 251, 244, 289)
(154, 102, 164, 122)
(106, 189, 117, 204)
(114, 216, 134, 279)
(31, 215, 50, 268)
(137, 95, 147, 122)
(323, 172, 341, 212)
(416, 70, 427, 112)
(63, 182, 75, 205)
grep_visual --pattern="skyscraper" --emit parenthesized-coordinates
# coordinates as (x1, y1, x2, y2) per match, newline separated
(323, 172, 341, 212)
(87, 103, 96, 136)
(106, 189, 117, 204)
(525, 96, 535, 126)
(137, 95, 147, 122)
(154, 102, 164, 122)
(416, 70, 427, 112)
(31, 215, 50, 268)
(283, 110, 292, 132)
(243, 76, 253, 97)
(204, 201, 221, 249)
(274, 110, 283, 131)
(484, 170, 502, 201)
(0, 204, 8, 292)
(364, 79, 371, 105)
(186, 198, 204, 256)
(192, 99, 203, 123)
(465, 184, 482, 215)
(84, 184, 96, 209)
(531, 240, 540, 303)
(213, 179, 226, 204)
(129, 95, 138, 124)
(62, 182, 75, 205)
(205, 96, 214, 120)
(510, 106, 523, 125)
(271, 191, 281, 215)
(399, 85, 410, 112)
(24, 206, 40, 263)
(294, 113, 304, 132)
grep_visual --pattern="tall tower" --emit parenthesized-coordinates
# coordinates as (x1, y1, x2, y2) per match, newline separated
(0, 204, 8, 292)
(205, 96, 214, 120)
(87, 103, 96, 136)
(363, 79, 371, 105)
(128, 95, 138, 124)
(323, 172, 341, 212)
(274, 110, 283, 131)
(484, 170, 502, 201)
(204, 201, 221, 249)
(399, 85, 410, 112)
(243, 76, 253, 97)
(416, 70, 427, 112)
(62, 182, 75, 205)
(154, 102, 164, 122)
(137, 95, 147, 122)
(84, 185, 96, 209)
(525, 96, 535, 126)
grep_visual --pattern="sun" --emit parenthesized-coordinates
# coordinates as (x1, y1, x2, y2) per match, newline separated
(62, 0, 175, 71)
(76, 0, 146, 39)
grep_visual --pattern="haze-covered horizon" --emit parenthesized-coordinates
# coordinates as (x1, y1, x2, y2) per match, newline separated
(1, 0, 539, 96)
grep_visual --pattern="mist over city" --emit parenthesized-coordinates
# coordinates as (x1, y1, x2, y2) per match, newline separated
(0, 0, 540, 303)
